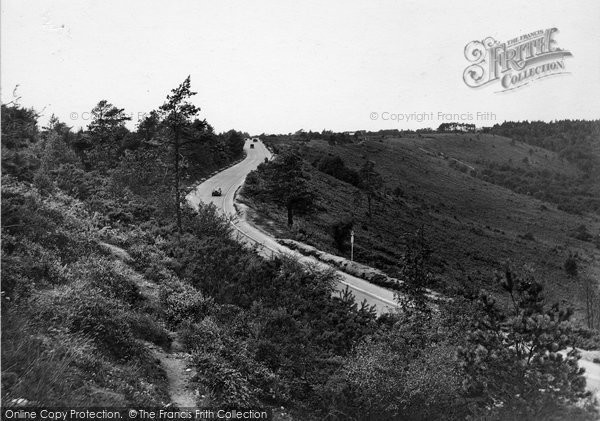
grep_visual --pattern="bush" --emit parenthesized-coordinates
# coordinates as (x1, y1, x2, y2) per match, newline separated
(180, 318, 222, 353)
(68, 258, 141, 305)
(187, 316, 286, 407)
(127, 243, 176, 284)
(51, 164, 98, 200)
(331, 218, 353, 252)
(1, 237, 69, 302)
(392, 186, 404, 197)
(159, 278, 213, 327)
(127, 312, 171, 347)
(571, 224, 593, 242)
(323, 317, 466, 420)
(521, 232, 535, 241)
(34, 283, 143, 360)
(316, 156, 360, 186)
(195, 354, 257, 407)
(564, 253, 578, 277)
(33, 170, 55, 193)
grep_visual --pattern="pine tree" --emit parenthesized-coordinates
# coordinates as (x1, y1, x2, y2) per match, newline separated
(159, 76, 201, 234)
(458, 267, 588, 418)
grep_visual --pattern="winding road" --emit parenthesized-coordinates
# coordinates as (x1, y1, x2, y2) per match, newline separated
(186, 139, 397, 314)
(185, 139, 600, 403)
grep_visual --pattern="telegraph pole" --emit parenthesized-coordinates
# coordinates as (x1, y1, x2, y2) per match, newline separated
(350, 230, 355, 261)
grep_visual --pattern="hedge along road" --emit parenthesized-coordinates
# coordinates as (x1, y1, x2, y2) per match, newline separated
(186, 139, 397, 315)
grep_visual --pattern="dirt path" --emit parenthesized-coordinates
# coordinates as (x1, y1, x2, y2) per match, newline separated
(99, 241, 200, 408)
(146, 335, 199, 408)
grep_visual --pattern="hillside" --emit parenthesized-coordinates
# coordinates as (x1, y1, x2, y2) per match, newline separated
(243, 132, 600, 320)
(1, 177, 173, 406)
(3, 91, 599, 419)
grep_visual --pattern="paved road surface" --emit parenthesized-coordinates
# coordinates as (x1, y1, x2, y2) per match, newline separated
(578, 350, 600, 404)
(187, 140, 397, 314)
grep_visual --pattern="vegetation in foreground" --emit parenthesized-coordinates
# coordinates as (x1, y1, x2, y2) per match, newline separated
(2, 85, 599, 419)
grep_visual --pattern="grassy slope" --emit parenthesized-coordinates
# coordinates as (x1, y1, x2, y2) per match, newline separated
(1, 177, 172, 406)
(244, 134, 600, 318)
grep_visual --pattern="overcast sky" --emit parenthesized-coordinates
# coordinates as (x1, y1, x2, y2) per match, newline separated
(2, 0, 599, 134)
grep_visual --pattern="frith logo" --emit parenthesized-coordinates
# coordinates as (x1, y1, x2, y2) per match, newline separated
(463, 28, 572, 92)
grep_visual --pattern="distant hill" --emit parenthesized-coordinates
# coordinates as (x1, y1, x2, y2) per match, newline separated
(249, 126, 600, 319)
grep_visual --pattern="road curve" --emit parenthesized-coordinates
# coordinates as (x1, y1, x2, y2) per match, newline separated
(186, 141, 600, 404)
(187, 140, 397, 314)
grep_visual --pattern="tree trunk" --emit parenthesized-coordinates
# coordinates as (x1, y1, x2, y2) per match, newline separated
(174, 127, 182, 235)
(287, 205, 294, 226)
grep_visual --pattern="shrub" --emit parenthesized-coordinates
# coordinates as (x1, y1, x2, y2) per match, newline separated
(316, 156, 360, 186)
(521, 232, 535, 241)
(159, 278, 213, 327)
(127, 243, 176, 284)
(34, 283, 143, 360)
(68, 258, 141, 305)
(51, 164, 98, 200)
(331, 218, 353, 252)
(195, 354, 256, 407)
(179, 318, 222, 353)
(127, 312, 171, 347)
(392, 186, 404, 197)
(187, 317, 286, 407)
(33, 170, 55, 193)
(1, 235, 71, 302)
(564, 253, 578, 277)
(323, 317, 466, 420)
(571, 224, 593, 242)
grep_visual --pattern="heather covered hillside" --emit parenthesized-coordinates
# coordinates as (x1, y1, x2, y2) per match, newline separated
(244, 125, 600, 323)
(2, 91, 600, 419)
(3, 0, 600, 418)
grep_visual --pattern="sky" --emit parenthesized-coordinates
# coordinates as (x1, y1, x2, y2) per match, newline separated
(1, 0, 599, 134)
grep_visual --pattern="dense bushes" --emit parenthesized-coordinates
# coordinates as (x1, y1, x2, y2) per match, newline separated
(315, 155, 360, 186)
(158, 221, 379, 407)
(318, 268, 598, 420)
(331, 218, 354, 252)
(159, 277, 213, 327)
(0, 177, 168, 405)
(34, 282, 144, 360)
(457, 269, 592, 419)
(565, 252, 579, 276)
(477, 161, 600, 215)
(323, 321, 466, 420)
(483, 120, 600, 215)
(571, 224, 594, 242)
(69, 258, 142, 305)
(487, 120, 600, 176)
(183, 315, 286, 408)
